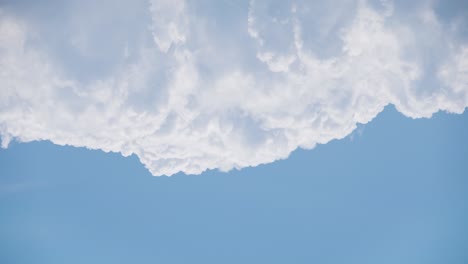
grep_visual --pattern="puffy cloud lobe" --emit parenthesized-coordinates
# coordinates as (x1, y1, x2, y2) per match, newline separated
(0, 0, 467, 176)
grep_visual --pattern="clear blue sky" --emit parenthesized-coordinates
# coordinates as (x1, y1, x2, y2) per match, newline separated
(1, 106, 467, 264)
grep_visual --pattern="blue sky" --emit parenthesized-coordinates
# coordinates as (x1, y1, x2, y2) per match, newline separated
(1, 0, 468, 263)
(1, 106, 467, 263)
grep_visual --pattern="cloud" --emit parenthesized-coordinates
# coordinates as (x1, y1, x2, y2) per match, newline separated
(0, 0, 467, 176)
(149, 0, 189, 53)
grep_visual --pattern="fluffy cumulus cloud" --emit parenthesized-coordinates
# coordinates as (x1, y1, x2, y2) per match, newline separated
(0, 0, 467, 176)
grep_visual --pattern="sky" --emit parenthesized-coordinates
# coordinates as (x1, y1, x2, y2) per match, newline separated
(0, 0, 468, 263)
(1, 106, 468, 264)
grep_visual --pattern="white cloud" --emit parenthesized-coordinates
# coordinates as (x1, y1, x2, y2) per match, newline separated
(0, 0, 467, 176)
(149, 0, 189, 53)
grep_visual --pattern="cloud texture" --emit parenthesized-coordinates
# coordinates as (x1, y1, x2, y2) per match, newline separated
(0, 0, 467, 175)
